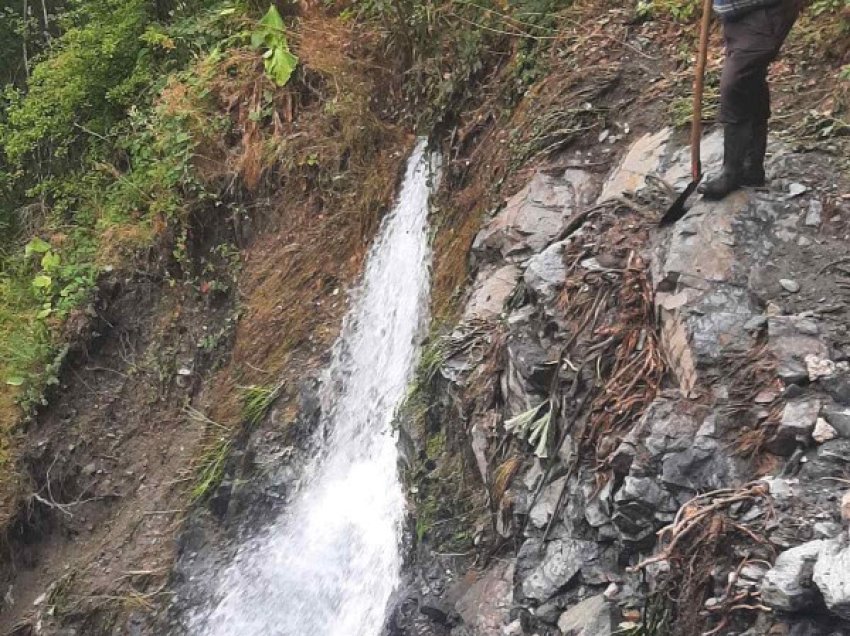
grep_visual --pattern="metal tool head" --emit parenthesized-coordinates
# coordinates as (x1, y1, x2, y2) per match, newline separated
(659, 178, 700, 226)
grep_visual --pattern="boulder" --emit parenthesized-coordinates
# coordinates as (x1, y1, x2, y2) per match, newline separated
(813, 418, 838, 444)
(455, 560, 515, 636)
(813, 537, 850, 619)
(761, 540, 824, 612)
(518, 537, 599, 602)
(528, 477, 567, 529)
(473, 171, 592, 261)
(556, 594, 617, 636)
(821, 402, 850, 438)
(464, 265, 521, 320)
(767, 315, 829, 385)
(769, 397, 821, 454)
(523, 240, 567, 302)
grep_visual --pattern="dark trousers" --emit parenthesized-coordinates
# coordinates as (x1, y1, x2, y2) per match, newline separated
(718, 0, 801, 124)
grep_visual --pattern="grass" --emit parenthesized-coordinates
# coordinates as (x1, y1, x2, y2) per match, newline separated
(191, 434, 232, 503)
(239, 381, 284, 427)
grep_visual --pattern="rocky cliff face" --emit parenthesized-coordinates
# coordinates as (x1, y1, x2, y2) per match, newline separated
(398, 128, 850, 636)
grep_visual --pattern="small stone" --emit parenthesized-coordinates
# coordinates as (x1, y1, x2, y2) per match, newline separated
(798, 236, 813, 247)
(761, 540, 824, 612)
(780, 279, 801, 293)
(755, 389, 777, 404)
(557, 595, 617, 636)
(823, 403, 850, 438)
(814, 521, 843, 539)
(82, 462, 97, 476)
(744, 315, 768, 332)
(813, 538, 850, 619)
(787, 182, 809, 198)
(806, 354, 836, 382)
(813, 418, 838, 444)
(771, 398, 821, 453)
(805, 199, 823, 226)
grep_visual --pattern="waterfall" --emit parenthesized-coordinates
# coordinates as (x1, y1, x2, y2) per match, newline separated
(189, 140, 437, 636)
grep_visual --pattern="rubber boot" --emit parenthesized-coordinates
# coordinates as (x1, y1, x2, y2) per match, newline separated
(742, 118, 768, 186)
(698, 122, 752, 200)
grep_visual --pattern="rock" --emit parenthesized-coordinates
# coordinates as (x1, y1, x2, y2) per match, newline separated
(761, 540, 824, 612)
(813, 418, 838, 444)
(822, 403, 850, 437)
(420, 598, 452, 625)
(770, 398, 821, 454)
(805, 199, 823, 226)
(813, 521, 843, 539)
(737, 563, 769, 589)
(806, 355, 836, 382)
(506, 332, 555, 392)
(744, 315, 768, 332)
(518, 537, 599, 602)
(464, 265, 520, 320)
(528, 477, 567, 529)
(768, 315, 829, 384)
(800, 439, 850, 481)
(755, 389, 777, 404)
(455, 560, 514, 635)
(842, 491, 850, 524)
(556, 594, 617, 636)
(584, 479, 613, 528)
(598, 129, 669, 202)
(780, 279, 801, 293)
(820, 369, 850, 406)
(813, 537, 850, 619)
(473, 171, 592, 261)
(523, 240, 567, 301)
(502, 620, 523, 636)
(787, 182, 809, 198)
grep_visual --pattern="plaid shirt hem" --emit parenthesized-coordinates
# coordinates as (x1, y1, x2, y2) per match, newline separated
(713, 0, 780, 19)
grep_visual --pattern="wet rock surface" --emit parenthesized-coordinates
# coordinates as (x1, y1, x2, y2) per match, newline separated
(409, 129, 850, 636)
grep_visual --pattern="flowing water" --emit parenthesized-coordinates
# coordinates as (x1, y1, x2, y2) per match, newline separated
(189, 140, 437, 636)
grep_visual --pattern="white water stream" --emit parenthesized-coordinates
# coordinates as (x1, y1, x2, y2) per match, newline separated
(189, 140, 436, 636)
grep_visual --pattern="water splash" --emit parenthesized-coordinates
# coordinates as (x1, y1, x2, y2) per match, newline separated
(190, 140, 437, 636)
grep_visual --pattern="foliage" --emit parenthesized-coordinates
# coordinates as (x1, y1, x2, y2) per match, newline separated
(0, 1, 253, 418)
(635, 0, 699, 22)
(240, 381, 283, 427)
(353, 0, 566, 129)
(251, 5, 298, 86)
(191, 434, 232, 502)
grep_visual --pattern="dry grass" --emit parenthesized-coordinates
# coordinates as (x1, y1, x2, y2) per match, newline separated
(190, 14, 410, 429)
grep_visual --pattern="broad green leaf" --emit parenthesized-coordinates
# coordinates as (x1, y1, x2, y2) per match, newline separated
(32, 274, 53, 288)
(25, 237, 51, 256)
(36, 307, 52, 319)
(6, 376, 25, 387)
(259, 5, 285, 32)
(264, 47, 298, 87)
(41, 251, 61, 270)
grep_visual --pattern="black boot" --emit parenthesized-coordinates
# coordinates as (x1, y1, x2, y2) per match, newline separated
(742, 118, 768, 186)
(698, 122, 752, 200)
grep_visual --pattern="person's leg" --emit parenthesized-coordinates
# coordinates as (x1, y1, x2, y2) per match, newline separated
(700, 1, 800, 200)
(742, 77, 770, 186)
(699, 25, 765, 199)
